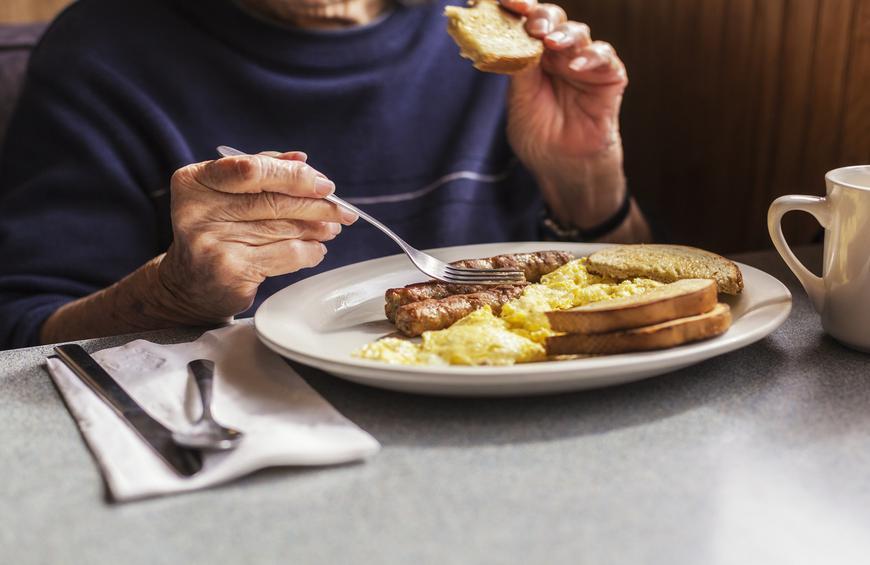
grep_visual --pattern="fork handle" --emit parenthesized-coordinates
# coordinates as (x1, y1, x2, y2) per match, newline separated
(324, 194, 411, 253)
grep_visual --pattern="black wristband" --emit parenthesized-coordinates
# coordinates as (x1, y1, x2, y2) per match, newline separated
(540, 190, 633, 242)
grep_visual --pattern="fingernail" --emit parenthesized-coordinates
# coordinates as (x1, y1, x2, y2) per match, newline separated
(569, 56, 592, 71)
(529, 19, 551, 36)
(320, 243, 327, 254)
(315, 177, 335, 196)
(341, 209, 358, 225)
(546, 31, 568, 45)
(328, 222, 342, 235)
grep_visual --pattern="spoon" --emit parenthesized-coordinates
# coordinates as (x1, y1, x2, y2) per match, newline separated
(172, 359, 243, 451)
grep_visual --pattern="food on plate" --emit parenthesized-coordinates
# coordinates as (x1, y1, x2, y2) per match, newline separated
(385, 282, 519, 323)
(394, 284, 528, 337)
(357, 307, 546, 366)
(546, 279, 718, 334)
(355, 245, 742, 367)
(496, 261, 661, 343)
(587, 244, 744, 295)
(444, 0, 543, 74)
(356, 257, 661, 365)
(384, 250, 572, 322)
(546, 303, 732, 355)
(450, 250, 575, 281)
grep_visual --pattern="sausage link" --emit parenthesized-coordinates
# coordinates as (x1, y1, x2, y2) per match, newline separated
(385, 282, 523, 322)
(394, 285, 527, 337)
(450, 250, 575, 282)
(384, 250, 573, 322)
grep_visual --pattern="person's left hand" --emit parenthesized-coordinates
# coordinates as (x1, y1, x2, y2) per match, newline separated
(500, 0, 629, 228)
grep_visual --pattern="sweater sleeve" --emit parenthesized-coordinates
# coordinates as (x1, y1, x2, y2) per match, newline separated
(0, 19, 169, 349)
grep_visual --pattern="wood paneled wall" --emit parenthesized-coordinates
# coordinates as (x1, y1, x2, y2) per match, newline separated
(567, 0, 870, 253)
(0, 0, 70, 23)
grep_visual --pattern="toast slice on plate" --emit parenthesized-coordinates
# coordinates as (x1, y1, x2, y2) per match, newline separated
(587, 244, 744, 295)
(546, 278, 718, 334)
(546, 303, 732, 355)
(444, 0, 543, 74)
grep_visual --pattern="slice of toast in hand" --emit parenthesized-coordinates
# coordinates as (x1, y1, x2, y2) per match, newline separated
(546, 303, 732, 355)
(444, 0, 543, 74)
(587, 244, 744, 295)
(546, 279, 718, 334)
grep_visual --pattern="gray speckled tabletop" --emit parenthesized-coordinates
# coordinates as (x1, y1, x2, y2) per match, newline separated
(2, 246, 869, 565)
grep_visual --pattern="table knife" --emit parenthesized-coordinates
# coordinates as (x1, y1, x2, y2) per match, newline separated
(53, 344, 203, 477)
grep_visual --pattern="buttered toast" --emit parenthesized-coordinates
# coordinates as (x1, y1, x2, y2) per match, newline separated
(587, 244, 744, 295)
(546, 279, 718, 334)
(444, 0, 543, 74)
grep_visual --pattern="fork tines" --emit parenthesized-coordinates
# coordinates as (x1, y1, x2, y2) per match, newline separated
(442, 266, 526, 285)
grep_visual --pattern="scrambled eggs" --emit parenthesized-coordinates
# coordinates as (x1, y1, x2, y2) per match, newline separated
(355, 259, 661, 366)
(356, 306, 545, 366)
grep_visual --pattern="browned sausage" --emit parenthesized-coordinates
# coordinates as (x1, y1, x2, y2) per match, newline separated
(450, 250, 575, 282)
(394, 285, 528, 337)
(384, 282, 525, 322)
(384, 250, 573, 322)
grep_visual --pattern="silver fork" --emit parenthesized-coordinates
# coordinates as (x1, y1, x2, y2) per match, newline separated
(216, 145, 526, 285)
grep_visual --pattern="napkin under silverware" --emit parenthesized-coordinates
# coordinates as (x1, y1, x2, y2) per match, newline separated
(44, 320, 380, 502)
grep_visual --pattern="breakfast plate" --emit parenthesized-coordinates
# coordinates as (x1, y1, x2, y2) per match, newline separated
(254, 242, 792, 396)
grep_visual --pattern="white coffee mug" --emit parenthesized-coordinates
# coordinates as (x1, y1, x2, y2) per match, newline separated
(768, 165, 870, 352)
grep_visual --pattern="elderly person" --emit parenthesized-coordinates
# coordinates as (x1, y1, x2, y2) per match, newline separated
(0, 0, 650, 349)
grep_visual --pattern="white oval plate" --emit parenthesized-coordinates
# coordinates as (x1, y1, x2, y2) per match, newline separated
(255, 242, 792, 396)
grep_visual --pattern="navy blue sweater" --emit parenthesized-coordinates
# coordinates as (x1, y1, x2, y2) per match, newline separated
(0, 0, 545, 349)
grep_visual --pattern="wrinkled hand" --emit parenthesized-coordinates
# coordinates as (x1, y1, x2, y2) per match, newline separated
(501, 0, 627, 163)
(500, 0, 629, 228)
(158, 151, 357, 323)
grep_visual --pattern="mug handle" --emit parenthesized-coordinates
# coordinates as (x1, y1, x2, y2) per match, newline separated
(767, 195, 831, 313)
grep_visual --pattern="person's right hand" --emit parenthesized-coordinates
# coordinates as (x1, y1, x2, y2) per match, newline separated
(156, 151, 358, 324)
